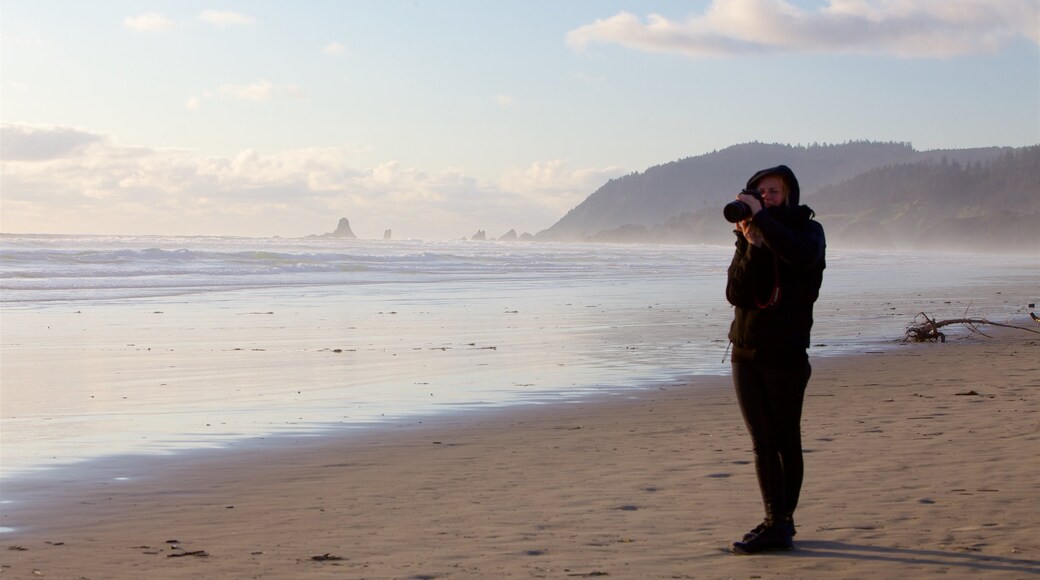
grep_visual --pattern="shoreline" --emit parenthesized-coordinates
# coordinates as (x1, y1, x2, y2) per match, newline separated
(2, 239, 1035, 481)
(3, 328, 1038, 578)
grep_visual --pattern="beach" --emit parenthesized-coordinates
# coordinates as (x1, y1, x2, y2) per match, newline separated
(2, 238, 1038, 578)
(2, 237, 1036, 478)
(3, 326, 1038, 578)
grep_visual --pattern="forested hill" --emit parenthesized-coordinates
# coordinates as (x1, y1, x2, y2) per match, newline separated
(534, 141, 1036, 253)
(810, 145, 1039, 252)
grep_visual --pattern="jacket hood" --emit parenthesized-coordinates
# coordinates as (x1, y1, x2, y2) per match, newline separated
(746, 165, 800, 207)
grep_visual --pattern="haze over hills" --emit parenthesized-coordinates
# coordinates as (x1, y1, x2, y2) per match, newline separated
(535, 141, 1039, 254)
(811, 147, 1039, 252)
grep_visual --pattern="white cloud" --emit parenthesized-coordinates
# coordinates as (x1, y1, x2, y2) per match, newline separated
(0, 124, 610, 239)
(499, 160, 625, 214)
(494, 95, 514, 107)
(10, 80, 29, 93)
(219, 80, 272, 101)
(123, 12, 176, 32)
(0, 123, 105, 161)
(566, 0, 1040, 58)
(323, 42, 348, 56)
(217, 80, 308, 102)
(185, 97, 202, 111)
(198, 10, 256, 28)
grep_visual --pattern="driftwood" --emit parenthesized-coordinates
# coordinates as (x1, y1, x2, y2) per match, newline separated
(903, 312, 1040, 343)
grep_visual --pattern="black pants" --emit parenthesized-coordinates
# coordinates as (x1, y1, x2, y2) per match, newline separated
(732, 356, 811, 524)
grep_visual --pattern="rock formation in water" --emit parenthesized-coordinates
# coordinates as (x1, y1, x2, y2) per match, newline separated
(383, 229, 392, 240)
(471, 230, 486, 241)
(324, 218, 357, 239)
(497, 229, 518, 241)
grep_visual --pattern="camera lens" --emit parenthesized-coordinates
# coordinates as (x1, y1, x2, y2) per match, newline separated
(724, 200, 751, 223)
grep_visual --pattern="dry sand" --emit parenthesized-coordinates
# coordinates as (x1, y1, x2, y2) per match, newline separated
(2, 328, 1038, 579)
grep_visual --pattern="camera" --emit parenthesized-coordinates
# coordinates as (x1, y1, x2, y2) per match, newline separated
(723, 188, 763, 223)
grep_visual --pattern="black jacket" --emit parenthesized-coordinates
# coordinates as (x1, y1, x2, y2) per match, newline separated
(726, 166, 826, 366)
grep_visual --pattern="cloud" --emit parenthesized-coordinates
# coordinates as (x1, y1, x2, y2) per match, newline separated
(0, 123, 106, 161)
(123, 10, 257, 33)
(217, 80, 308, 102)
(566, 0, 1040, 58)
(198, 10, 256, 28)
(323, 42, 348, 56)
(0, 124, 616, 239)
(185, 97, 202, 111)
(494, 95, 514, 107)
(499, 160, 625, 214)
(123, 12, 176, 32)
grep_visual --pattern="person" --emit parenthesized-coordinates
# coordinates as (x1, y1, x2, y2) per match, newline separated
(725, 165, 825, 555)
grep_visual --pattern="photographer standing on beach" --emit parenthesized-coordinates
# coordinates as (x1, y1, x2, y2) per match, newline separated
(724, 165, 825, 554)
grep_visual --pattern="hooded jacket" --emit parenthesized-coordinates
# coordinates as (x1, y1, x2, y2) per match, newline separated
(726, 165, 826, 367)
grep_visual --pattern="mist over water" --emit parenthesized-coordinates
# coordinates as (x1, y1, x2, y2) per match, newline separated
(1, 235, 1036, 477)
(1, 235, 700, 303)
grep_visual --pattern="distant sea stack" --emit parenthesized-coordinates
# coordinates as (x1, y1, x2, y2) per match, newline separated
(383, 229, 392, 241)
(471, 230, 486, 241)
(324, 218, 357, 239)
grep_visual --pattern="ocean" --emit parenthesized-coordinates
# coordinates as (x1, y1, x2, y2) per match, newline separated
(1, 234, 1036, 478)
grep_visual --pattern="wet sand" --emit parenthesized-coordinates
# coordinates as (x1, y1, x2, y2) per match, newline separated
(2, 324, 1038, 578)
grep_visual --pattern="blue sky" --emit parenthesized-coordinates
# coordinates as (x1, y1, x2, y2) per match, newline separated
(2, 0, 1038, 239)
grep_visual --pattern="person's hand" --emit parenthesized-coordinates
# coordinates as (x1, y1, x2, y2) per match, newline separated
(736, 191, 763, 216)
(738, 219, 764, 247)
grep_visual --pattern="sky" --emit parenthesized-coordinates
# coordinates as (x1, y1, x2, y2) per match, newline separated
(2, 0, 1038, 240)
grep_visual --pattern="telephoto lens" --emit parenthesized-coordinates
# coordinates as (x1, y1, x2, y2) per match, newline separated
(723, 189, 761, 223)
(724, 200, 752, 223)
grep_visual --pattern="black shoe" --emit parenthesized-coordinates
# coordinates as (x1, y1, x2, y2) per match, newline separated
(731, 523, 794, 555)
(741, 521, 767, 542)
(742, 518, 796, 541)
